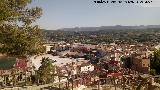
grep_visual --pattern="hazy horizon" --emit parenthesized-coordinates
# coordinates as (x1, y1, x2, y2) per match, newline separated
(31, 0, 160, 30)
(43, 24, 160, 30)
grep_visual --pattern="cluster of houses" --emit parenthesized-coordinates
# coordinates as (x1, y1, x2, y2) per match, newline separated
(0, 41, 159, 89)
(0, 56, 33, 86)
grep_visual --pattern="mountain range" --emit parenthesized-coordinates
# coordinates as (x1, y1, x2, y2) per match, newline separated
(54, 25, 160, 31)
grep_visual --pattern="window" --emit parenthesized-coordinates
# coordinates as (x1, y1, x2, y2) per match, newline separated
(143, 64, 145, 67)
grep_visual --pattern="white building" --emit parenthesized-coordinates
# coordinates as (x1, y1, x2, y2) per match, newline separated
(80, 65, 94, 72)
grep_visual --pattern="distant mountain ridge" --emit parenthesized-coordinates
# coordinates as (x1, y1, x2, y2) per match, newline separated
(60, 25, 160, 31)
(45, 25, 160, 31)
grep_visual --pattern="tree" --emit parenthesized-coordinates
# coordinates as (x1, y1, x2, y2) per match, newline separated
(150, 69, 156, 75)
(37, 57, 55, 84)
(120, 56, 132, 69)
(136, 77, 149, 90)
(0, 0, 45, 57)
(151, 50, 160, 74)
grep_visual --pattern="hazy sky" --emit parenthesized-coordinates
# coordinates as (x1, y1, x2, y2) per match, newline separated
(31, 0, 160, 30)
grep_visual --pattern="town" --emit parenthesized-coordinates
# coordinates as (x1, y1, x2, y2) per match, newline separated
(0, 29, 160, 89)
(0, 0, 160, 90)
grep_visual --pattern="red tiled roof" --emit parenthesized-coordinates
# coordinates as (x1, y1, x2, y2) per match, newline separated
(107, 72, 123, 77)
(15, 58, 28, 71)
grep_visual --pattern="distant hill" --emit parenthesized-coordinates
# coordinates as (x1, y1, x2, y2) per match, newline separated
(54, 25, 160, 31)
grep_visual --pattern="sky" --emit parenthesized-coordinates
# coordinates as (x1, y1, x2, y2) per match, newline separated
(31, 0, 160, 30)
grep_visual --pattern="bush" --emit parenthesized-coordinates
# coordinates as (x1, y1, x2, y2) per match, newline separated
(150, 69, 156, 75)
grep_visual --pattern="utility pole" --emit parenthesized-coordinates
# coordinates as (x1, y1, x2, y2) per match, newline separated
(72, 79, 73, 90)
(25, 71, 27, 86)
(98, 80, 100, 90)
(58, 76, 61, 89)
(113, 77, 117, 90)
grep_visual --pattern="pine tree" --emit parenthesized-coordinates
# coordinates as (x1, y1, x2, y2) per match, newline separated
(37, 57, 55, 84)
(0, 0, 45, 57)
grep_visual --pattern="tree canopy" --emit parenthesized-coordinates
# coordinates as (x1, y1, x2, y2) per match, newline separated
(0, 0, 45, 57)
(37, 57, 55, 84)
(151, 49, 160, 74)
